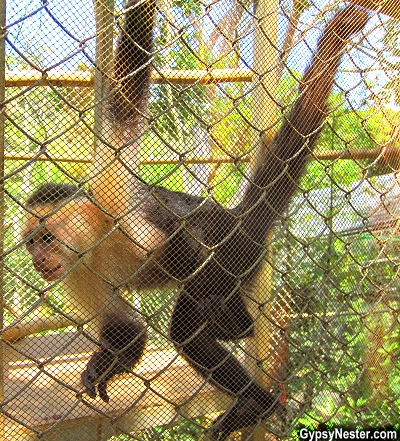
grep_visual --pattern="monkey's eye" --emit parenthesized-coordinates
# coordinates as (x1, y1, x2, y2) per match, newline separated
(27, 237, 35, 246)
(41, 233, 54, 244)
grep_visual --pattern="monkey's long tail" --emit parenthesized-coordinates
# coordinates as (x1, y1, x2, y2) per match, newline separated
(240, 6, 369, 238)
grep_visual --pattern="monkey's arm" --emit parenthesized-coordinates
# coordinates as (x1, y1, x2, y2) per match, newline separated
(108, 0, 156, 123)
(79, 0, 158, 401)
(90, 0, 157, 217)
(147, 7, 369, 286)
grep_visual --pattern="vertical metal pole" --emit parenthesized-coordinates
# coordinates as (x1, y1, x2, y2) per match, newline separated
(248, 0, 278, 439)
(93, 0, 115, 152)
(88, 2, 115, 438)
(0, 0, 6, 438)
(251, 0, 278, 167)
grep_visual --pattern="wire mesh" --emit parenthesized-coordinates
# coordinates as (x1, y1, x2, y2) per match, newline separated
(0, 0, 399, 440)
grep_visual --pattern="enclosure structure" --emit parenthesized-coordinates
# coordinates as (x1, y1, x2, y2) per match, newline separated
(0, 0, 399, 440)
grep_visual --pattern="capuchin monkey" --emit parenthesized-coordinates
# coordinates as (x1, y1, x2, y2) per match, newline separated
(23, 1, 368, 439)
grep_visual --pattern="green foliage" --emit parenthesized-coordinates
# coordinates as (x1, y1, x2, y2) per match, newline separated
(110, 418, 204, 441)
(381, 19, 400, 105)
(273, 197, 400, 427)
(302, 103, 399, 189)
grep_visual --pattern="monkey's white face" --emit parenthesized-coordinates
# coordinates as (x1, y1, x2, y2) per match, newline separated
(23, 199, 106, 282)
(25, 230, 70, 281)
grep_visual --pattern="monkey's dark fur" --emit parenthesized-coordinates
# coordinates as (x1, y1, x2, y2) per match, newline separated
(26, 2, 368, 439)
(81, 313, 147, 401)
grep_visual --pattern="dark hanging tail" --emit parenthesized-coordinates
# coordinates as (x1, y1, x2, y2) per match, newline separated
(107, 0, 157, 124)
(241, 6, 369, 238)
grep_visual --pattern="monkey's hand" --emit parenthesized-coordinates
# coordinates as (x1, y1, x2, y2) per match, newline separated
(82, 315, 147, 402)
(81, 349, 121, 403)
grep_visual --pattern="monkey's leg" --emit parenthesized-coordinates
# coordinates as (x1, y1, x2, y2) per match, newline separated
(170, 293, 278, 440)
(82, 313, 147, 402)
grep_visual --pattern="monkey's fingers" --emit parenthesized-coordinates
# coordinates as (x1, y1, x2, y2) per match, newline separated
(81, 369, 97, 399)
(82, 351, 114, 402)
(97, 380, 110, 403)
(81, 370, 110, 402)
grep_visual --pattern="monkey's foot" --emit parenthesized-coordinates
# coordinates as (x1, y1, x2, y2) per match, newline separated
(209, 395, 273, 441)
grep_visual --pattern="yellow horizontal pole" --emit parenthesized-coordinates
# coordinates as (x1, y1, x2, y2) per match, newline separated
(315, 146, 400, 161)
(4, 152, 249, 164)
(5, 68, 254, 88)
(152, 68, 253, 85)
(5, 152, 93, 163)
(6, 69, 94, 88)
(5, 146, 399, 164)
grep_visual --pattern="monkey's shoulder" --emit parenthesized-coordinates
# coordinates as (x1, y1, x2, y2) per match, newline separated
(143, 185, 227, 224)
(141, 184, 238, 250)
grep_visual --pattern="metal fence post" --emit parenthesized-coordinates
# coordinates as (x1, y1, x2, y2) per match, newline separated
(249, 0, 279, 438)
(0, 0, 6, 438)
(93, 0, 115, 153)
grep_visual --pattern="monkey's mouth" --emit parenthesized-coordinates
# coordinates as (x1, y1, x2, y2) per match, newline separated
(40, 265, 64, 281)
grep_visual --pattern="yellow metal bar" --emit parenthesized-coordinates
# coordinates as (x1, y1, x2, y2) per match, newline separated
(4, 68, 254, 87)
(0, 0, 6, 438)
(250, 0, 279, 439)
(5, 146, 399, 164)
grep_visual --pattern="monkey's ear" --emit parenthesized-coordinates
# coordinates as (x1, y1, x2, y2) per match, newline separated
(75, 201, 106, 229)
(48, 199, 107, 234)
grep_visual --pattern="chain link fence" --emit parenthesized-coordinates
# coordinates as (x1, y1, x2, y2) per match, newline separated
(0, 0, 399, 440)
